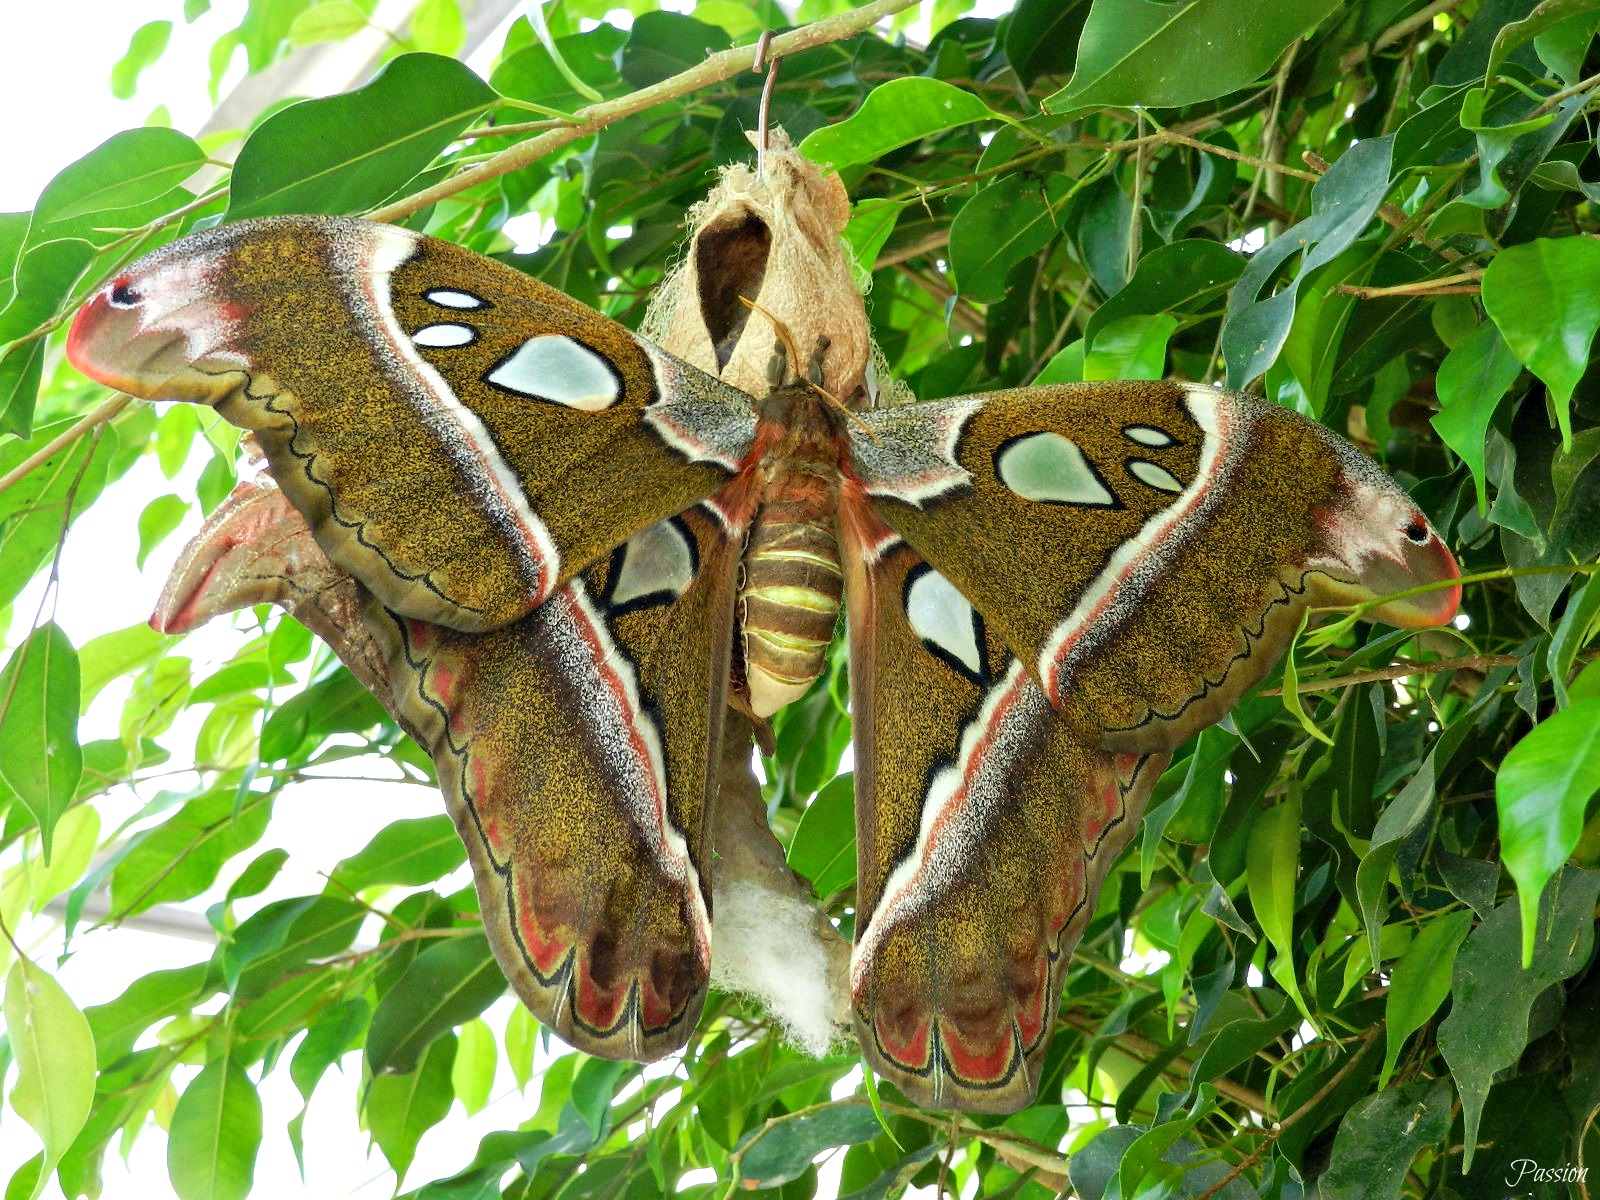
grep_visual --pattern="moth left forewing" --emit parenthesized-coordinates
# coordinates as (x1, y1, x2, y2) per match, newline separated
(68, 216, 759, 635)
(839, 517, 1168, 1112)
(366, 502, 743, 1060)
(853, 381, 1459, 754)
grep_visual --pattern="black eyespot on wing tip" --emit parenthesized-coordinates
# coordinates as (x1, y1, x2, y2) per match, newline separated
(1404, 520, 1429, 544)
(109, 280, 141, 307)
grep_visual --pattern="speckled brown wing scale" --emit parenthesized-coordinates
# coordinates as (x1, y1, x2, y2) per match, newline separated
(364, 504, 743, 1058)
(842, 379, 1460, 1110)
(840, 527, 1169, 1112)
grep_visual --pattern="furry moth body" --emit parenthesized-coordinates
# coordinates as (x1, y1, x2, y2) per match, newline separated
(69, 215, 1461, 1112)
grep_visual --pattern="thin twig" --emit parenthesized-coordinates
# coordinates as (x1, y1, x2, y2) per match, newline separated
(1259, 651, 1572, 697)
(1098, 127, 1321, 183)
(0, 392, 131, 498)
(1340, 0, 1465, 71)
(364, 0, 920, 223)
(1335, 269, 1484, 299)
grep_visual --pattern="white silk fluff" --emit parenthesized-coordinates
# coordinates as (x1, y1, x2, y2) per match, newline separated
(709, 878, 846, 1058)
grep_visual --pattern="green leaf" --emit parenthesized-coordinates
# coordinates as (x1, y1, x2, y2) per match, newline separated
(287, 2, 369, 46)
(366, 934, 505, 1075)
(1485, 0, 1600, 82)
(85, 963, 212, 1066)
(799, 79, 1004, 170)
(77, 622, 167, 715)
(948, 173, 1071, 304)
(0, 419, 118, 586)
(1318, 1078, 1455, 1200)
(734, 1104, 884, 1189)
(1003, 0, 1090, 87)
(1045, 0, 1341, 114)
(167, 1057, 261, 1200)
(1438, 868, 1600, 1170)
(451, 1019, 496, 1117)
(0, 623, 83, 859)
(1245, 797, 1311, 1020)
(786, 774, 856, 897)
(226, 53, 497, 220)
(136, 494, 189, 570)
(368, 1035, 457, 1184)
(330, 815, 465, 891)
(410, 0, 466, 56)
(31, 127, 203, 227)
(1087, 239, 1243, 341)
(1432, 320, 1524, 512)
(110, 20, 173, 99)
(1083, 313, 1177, 381)
(1379, 910, 1474, 1087)
(4, 958, 95, 1200)
(1496, 698, 1600, 962)
(1481, 236, 1600, 449)
(1222, 137, 1393, 387)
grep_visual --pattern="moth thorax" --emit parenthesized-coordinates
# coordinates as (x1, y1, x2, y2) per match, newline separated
(740, 511, 843, 717)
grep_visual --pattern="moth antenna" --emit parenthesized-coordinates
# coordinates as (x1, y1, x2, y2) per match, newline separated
(751, 30, 781, 179)
(738, 296, 878, 442)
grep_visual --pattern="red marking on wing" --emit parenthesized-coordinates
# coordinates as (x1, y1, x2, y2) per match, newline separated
(573, 956, 631, 1034)
(874, 1009, 934, 1070)
(512, 872, 572, 979)
(940, 1020, 1014, 1085)
(1012, 955, 1050, 1049)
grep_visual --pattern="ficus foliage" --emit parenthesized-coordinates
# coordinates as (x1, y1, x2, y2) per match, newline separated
(1, 0, 1599, 1197)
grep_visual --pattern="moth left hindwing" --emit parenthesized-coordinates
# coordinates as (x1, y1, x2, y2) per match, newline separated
(366, 504, 743, 1060)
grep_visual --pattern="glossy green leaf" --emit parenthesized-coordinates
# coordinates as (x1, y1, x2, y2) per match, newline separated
(1481, 236, 1600, 449)
(1222, 137, 1393, 387)
(226, 53, 496, 219)
(31, 127, 203, 227)
(368, 1035, 457, 1183)
(1003, 0, 1090, 87)
(1438, 869, 1600, 1170)
(1319, 1077, 1454, 1199)
(110, 21, 173, 99)
(786, 774, 856, 897)
(451, 1019, 496, 1117)
(948, 173, 1071, 304)
(168, 1057, 261, 1200)
(1087, 239, 1242, 341)
(1379, 910, 1474, 1087)
(799, 79, 1003, 170)
(734, 1104, 883, 1189)
(366, 934, 504, 1075)
(76, 622, 167, 715)
(1496, 698, 1600, 961)
(1083, 313, 1177, 381)
(1046, 0, 1340, 114)
(1246, 797, 1310, 1018)
(0, 623, 83, 859)
(4, 958, 95, 1200)
(1432, 320, 1524, 512)
(330, 814, 465, 890)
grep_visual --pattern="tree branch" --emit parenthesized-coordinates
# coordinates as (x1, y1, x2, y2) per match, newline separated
(364, 0, 921, 223)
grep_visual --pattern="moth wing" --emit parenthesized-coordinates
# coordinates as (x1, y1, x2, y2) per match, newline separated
(367, 503, 742, 1059)
(68, 215, 758, 633)
(838, 508, 1167, 1112)
(852, 380, 1459, 752)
